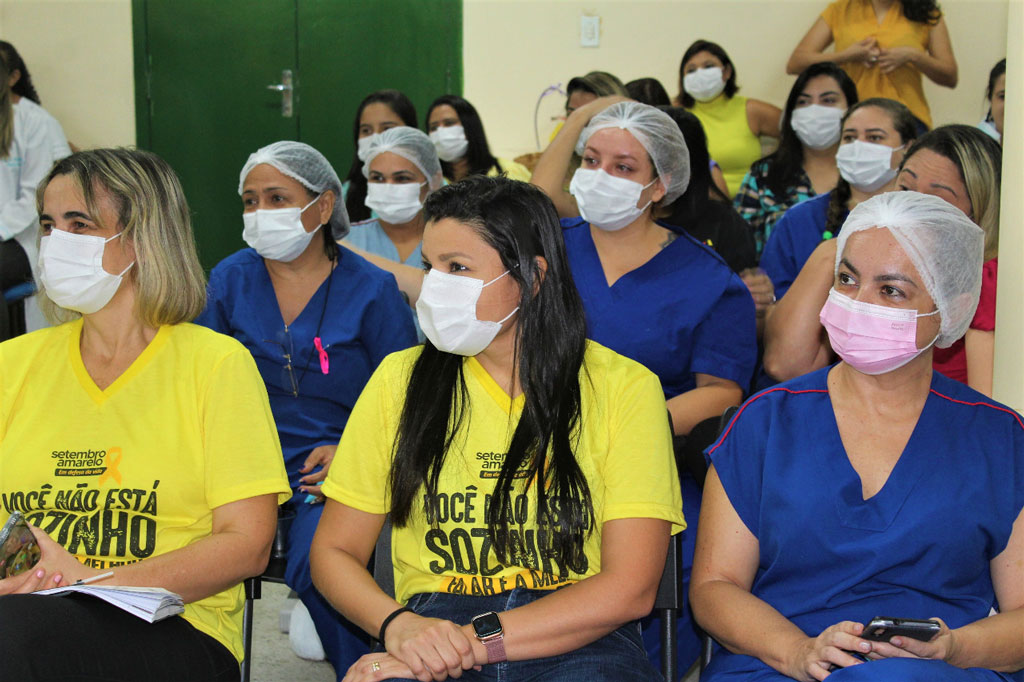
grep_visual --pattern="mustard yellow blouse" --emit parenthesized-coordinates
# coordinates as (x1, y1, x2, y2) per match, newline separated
(822, 0, 934, 128)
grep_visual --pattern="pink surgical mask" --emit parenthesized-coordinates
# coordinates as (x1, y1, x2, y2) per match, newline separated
(819, 288, 939, 375)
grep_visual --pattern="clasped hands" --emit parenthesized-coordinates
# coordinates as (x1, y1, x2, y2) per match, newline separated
(845, 37, 921, 73)
(344, 611, 484, 682)
(0, 525, 102, 596)
(785, 618, 956, 681)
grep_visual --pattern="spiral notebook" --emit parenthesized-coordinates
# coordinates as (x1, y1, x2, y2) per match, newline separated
(34, 584, 185, 623)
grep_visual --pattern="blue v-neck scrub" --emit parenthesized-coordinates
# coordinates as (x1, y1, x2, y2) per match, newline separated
(562, 218, 758, 673)
(197, 247, 416, 679)
(703, 366, 1024, 682)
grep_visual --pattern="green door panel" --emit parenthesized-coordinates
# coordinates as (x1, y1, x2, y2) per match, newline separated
(296, 0, 463, 181)
(135, 0, 299, 270)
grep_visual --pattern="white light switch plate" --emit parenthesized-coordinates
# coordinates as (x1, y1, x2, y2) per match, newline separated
(580, 15, 600, 47)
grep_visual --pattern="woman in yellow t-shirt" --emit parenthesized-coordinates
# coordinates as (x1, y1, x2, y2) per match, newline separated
(311, 176, 684, 681)
(677, 40, 782, 197)
(787, 0, 957, 131)
(426, 95, 532, 183)
(0, 148, 290, 681)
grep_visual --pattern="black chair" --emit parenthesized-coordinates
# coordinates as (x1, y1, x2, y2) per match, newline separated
(655, 531, 685, 682)
(240, 509, 292, 682)
(1, 281, 35, 342)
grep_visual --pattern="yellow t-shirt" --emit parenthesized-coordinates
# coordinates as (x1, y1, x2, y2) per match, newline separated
(690, 95, 763, 197)
(0, 320, 291, 661)
(488, 158, 532, 183)
(323, 342, 685, 604)
(823, 0, 934, 128)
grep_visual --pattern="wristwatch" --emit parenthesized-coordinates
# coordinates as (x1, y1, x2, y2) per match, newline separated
(471, 611, 506, 663)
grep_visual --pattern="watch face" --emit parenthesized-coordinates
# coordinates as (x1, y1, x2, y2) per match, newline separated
(472, 611, 502, 639)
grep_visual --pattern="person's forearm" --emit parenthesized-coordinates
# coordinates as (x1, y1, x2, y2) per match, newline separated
(341, 242, 424, 306)
(310, 543, 402, 638)
(947, 608, 1024, 672)
(530, 114, 586, 219)
(910, 49, 957, 88)
(691, 578, 808, 675)
(787, 49, 841, 75)
(459, 549, 665, 664)
(763, 252, 835, 381)
(668, 383, 743, 436)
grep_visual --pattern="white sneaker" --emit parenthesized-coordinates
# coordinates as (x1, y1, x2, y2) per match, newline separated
(289, 600, 326, 661)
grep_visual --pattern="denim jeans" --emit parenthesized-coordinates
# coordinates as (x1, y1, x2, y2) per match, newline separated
(381, 588, 664, 682)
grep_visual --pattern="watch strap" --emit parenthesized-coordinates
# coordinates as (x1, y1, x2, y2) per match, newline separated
(481, 633, 507, 664)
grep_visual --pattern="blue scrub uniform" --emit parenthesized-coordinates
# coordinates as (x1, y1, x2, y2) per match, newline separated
(704, 367, 1024, 681)
(760, 192, 847, 301)
(344, 217, 422, 339)
(562, 218, 758, 673)
(197, 247, 416, 679)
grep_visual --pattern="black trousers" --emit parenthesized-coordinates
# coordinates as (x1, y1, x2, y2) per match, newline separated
(0, 593, 239, 681)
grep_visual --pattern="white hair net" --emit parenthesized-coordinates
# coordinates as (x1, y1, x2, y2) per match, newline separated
(834, 191, 984, 348)
(239, 140, 350, 239)
(574, 101, 691, 204)
(361, 126, 443, 191)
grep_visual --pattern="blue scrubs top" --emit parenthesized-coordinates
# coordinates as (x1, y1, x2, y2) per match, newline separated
(760, 192, 847, 301)
(562, 218, 757, 398)
(196, 248, 417, 488)
(704, 367, 1024, 682)
(344, 217, 423, 339)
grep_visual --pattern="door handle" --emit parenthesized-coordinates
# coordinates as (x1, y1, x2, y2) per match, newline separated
(267, 69, 294, 117)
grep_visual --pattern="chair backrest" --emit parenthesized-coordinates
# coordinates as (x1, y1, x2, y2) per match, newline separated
(372, 516, 395, 599)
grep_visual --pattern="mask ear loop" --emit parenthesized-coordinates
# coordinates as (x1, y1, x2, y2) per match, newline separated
(916, 308, 941, 351)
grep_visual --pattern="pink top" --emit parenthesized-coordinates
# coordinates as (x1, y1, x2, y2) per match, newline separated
(933, 258, 998, 384)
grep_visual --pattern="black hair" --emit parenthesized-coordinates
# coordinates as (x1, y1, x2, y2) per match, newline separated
(762, 62, 858, 198)
(985, 58, 1006, 121)
(658, 106, 729, 227)
(389, 176, 593, 575)
(426, 95, 502, 180)
(678, 40, 738, 108)
(900, 0, 942, 25)
(344, 90, 418, 223)
(826, 98, 918, 235)
(0, 42, 40, 104)
(626, 78, 671, 107)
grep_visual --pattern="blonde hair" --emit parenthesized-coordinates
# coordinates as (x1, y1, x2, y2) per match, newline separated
(901, 125, 1002, 262)
(0, 51, 14, 159)
(36, 148, 206, 326)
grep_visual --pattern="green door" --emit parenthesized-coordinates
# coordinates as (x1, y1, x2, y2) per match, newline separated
(134, 0, 461, 271)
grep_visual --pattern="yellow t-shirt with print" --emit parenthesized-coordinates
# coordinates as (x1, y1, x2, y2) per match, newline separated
(0, 320, 291, 662)
(323, 341, 684, 605)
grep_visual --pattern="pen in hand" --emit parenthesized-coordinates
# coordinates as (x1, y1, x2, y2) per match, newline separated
(73, 570, 114, 586)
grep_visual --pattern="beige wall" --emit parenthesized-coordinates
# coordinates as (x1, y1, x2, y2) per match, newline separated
(0, 0, 135, 150)
(464, 0, 1009, 158)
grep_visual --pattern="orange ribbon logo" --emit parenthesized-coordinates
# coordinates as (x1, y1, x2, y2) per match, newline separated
(98, 447, 123, 486)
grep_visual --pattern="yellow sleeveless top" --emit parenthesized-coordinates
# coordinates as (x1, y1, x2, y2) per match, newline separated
(822, 0, 933, 128)
(691, 95, 762, 197)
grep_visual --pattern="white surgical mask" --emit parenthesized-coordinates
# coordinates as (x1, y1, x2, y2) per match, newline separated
(357, 133, 382, 162)
(790, 105, 845, 150)
(242, 195, 321, 262)
(365, 182, 426, 225)
(416, 269, 519, 356)
(430, 126, 469, 162)
(836, 140, 904, 192)
(39, 230, 134, 314)
(569, 168, 656, 231)
(683, 67, 726, 102)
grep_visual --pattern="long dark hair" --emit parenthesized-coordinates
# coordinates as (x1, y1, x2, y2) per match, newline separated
(426, 95, 502, 179)
(762, 62, 858, 198)
(900, 0, 942, 25)
(658, 106, 729, 225)
(389, 176, 593, 574)
(0, 42, 39, 104)
(344, 90, 418, 223)
(678, 40, 738, 108)
(626, 78, 671, 107)
(825, 98, 918, 235)
(985, 58, 1006, 121)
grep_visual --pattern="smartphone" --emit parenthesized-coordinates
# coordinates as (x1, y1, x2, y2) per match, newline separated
(0, 512, 41, 579)
(863, 617, 940, 643)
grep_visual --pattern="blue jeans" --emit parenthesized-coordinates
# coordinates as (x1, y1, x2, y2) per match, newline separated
(381, 589, 663, 682)
(284, 496, 370, 680)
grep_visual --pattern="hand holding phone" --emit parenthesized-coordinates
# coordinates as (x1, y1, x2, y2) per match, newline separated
(862, 617, 941, 643)
(0, 512, 42, 579)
